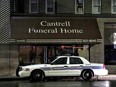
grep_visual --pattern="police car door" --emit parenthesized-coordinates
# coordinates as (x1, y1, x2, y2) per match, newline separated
(67, 57, 84, 76)
(48, 57, 69, 76)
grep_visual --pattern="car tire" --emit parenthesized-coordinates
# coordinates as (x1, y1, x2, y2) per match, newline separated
(30, 70, 45, 82)
(16, 66, 20, 77)
(81, 69, 93, 81)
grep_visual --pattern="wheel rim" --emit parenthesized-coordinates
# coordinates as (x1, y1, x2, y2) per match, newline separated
(84, 71, 91, 78)
(82, 70, 93, 80)
(31, 71, 44, 81)
(35, 73, 41, 78)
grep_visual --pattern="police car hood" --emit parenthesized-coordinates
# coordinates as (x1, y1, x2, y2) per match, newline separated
(21, 64, 50, 69)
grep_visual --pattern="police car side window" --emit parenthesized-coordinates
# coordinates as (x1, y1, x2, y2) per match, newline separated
(70, 57, 83, 64)
(52, 57, 67, 65)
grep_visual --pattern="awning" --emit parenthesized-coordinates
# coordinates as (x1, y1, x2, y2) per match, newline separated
(11, 17, 102, 44)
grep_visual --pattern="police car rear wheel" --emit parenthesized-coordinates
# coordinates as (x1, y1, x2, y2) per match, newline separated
(81, 70, 93, 81)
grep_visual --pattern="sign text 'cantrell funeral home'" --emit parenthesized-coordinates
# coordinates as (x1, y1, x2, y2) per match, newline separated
(28, 21, 83, 34)
(11, 17, 101, 40)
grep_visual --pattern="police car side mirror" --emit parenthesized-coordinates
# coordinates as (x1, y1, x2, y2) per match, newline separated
(51, 62, 54, 65)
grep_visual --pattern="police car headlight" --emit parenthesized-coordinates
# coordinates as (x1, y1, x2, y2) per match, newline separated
(22, 68, 30, 71)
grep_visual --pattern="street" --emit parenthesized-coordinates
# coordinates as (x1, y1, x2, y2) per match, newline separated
(0, 81, 115, 87)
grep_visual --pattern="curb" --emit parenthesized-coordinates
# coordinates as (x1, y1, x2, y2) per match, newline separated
(0, 75, 116, 81)
(0, 76, 28, 81)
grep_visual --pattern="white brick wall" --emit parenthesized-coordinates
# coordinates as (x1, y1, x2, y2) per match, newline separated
(0, 0, 10, 44)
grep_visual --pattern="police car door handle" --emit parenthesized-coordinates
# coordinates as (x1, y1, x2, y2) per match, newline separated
(64, 66, 68, 68)
(79, 65, 83, 67)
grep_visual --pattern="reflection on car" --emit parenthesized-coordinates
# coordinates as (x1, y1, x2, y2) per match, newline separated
(18, 56, 108, 81)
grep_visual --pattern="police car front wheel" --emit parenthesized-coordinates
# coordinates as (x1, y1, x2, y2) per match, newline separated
(30, 70, 45, 82)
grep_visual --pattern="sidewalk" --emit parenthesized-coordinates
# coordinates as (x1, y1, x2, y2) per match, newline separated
(97, 75, 116, 81)
(0, 75, 116, 81)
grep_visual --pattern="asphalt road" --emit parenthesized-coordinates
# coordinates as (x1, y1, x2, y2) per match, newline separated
(0, 80, 115, 87)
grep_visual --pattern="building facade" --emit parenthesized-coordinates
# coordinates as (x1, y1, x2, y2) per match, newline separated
(0, 0, 116, 75)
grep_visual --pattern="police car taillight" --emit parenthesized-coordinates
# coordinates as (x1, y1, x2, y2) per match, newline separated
(103, 64, 106, 69)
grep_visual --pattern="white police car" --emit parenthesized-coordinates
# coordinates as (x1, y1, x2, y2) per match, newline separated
(18, 56, 108, 81)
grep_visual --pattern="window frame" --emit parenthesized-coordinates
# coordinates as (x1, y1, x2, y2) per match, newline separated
(45, 0, 55, 14)
(29, 0, 39, 13)
(75, 0, 84, 14)
(111, 0, 116, 14)
(69, 57, 83, 64)
(92, 0, 101, 14)
(51, 57, 67, 65)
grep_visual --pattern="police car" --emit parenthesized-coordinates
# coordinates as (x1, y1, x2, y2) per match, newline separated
(18, 56, 108, 81)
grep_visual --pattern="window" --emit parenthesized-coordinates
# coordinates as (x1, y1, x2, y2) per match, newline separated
(13, 0, 16, 12)
(70, 57, 83, 64)
(75, 0, 84, 14)
(113, 33, 116, 45)
(92, 0, 101, 14)
(11, 0, 24, 13)
(52, 57, 67, 65)
(45, 0, 55, 14)
(111, 0, 116, 14)
(10, 0, 16, 13)
(29, 0, 39, 13)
